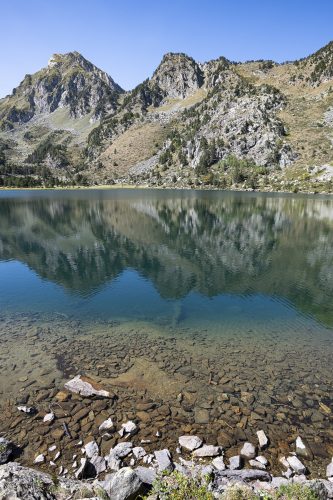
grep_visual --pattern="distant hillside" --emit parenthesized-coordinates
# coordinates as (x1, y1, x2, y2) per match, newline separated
(1, 43, 333, 192)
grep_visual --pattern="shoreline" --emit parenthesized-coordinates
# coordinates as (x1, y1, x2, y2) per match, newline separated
(0, 183, 333, 197)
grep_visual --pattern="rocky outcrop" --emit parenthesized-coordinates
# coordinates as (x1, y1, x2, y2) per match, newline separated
(0, 462, 107, 499)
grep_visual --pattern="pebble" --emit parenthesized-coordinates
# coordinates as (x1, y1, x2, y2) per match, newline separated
(34, 454, 45, 464)
(120, 420, 137, 436)
(43, 412, 55, 423)
(249, 459, 266, 470)
(99, 417, 114, 433)
(257, 430, 269, 449)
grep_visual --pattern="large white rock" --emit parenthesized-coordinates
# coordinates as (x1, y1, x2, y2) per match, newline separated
(240, 442, 256, 459)
(64, 375, 110, 398)
(193, 445, 221, 458)
(287, 455, 306, 474)
(178, 435, 203, 451)
(107, 467, 144, 500)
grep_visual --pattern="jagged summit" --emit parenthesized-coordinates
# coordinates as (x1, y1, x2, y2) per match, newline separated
(0, 51, 123, 128)
(151, 52, 204, 99)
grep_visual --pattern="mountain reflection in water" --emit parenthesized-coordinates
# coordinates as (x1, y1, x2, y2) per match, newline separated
(0, 189, 333, 328)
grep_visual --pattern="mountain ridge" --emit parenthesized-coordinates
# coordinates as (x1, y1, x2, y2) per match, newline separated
(0, 43, 333, 191)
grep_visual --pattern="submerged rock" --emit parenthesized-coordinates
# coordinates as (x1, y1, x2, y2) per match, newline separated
(64, 375, 110, 397)
(99, 417, 114, 433)
(295, 436, 313, 460)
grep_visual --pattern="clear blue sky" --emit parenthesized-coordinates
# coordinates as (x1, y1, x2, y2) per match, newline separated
(1, 0, 333, 97)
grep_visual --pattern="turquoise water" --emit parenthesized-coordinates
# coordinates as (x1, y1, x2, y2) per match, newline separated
(0, 188, 333, 333)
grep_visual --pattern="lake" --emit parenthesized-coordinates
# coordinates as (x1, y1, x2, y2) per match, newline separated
(0, 188, 332, 475)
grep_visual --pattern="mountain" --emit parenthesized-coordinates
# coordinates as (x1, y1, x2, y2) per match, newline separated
(1, 44, 333, 191)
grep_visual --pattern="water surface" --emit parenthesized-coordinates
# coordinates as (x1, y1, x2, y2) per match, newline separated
(0, 189, 332, 474)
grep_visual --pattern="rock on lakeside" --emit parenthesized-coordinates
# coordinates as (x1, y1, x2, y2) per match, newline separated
(1, 460, 333, 499)
(1, 431, 333, 499)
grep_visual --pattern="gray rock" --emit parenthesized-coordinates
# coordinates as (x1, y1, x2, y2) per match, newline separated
(90, 454, 107, 475)
(271, 477, 289, 488)
(84, 440, 99, 458)
(111, 442, 133, 459)
(212, 456, 226, 471)
(178, 435, 203, 451)
(154, 449, 174, 473)
(0, 462, 106, 499)
(0, 438, 13, 465)
(107, 467, 145, 500)
(64, 375, 110, 397)
(133, 447, 147, 460)
(287, 456, 306, 474)
(327, 460, 333, 478)
(215, 469, 271, 483)
(193, 445, 221, 458)
(240, 442, 256, 459)
(135, 466, 157, 485)
(229, 455, 242, 470)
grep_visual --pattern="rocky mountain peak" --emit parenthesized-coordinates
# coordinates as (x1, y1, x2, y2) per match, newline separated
(151, 52, 204, 99)
(0, 52, 123, 128)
